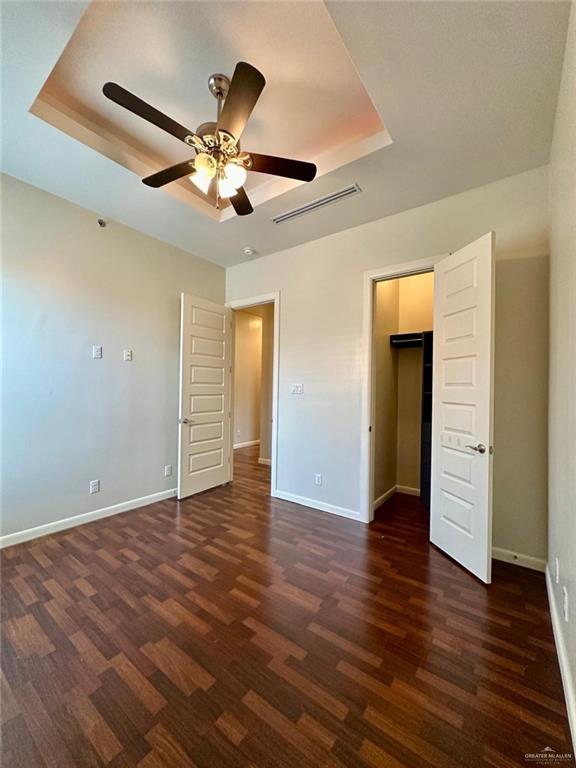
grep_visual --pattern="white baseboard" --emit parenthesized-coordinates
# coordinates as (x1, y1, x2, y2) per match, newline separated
(233, 440, 260, 449)
(273, 489, 362, 522)
(492, 547, 546, 573)
(258, 457, 272, 466)
(546, 565, 576, 748)
(396, 484, 420, 496)
(373, 485, 397, 510)
(0, 489, 177, 549)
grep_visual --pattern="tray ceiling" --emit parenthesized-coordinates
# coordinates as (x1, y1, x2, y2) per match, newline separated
(32, 0, 390, 221)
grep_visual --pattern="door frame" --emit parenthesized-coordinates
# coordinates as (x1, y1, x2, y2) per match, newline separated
(360, 255, 446, 524)
(227, 292, 280, 496)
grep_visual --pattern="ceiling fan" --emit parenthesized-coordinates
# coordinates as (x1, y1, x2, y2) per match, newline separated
(103, 62, 317, 216)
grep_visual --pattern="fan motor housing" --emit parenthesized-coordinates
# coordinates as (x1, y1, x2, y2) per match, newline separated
(195, 122, 241, 155)
(196, 121, 218, 139)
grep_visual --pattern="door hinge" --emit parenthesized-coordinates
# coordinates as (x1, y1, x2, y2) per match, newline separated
(369, 425, 372, 433)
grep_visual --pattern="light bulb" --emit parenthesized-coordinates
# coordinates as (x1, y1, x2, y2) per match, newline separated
(190, 174, 211, 195)
(224, 162, 247, 189)
(190, 153, 216, 196)
(194, 152, 216, 178)
(218, 177, 238, 199)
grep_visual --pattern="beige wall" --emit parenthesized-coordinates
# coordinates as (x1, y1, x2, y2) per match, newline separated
(373, 280, 399, 499)
(396, 348, 424, 491)
(398, 272, 434, 333)
(493, 254, 549, 561)
(548, 1, 576, 741)
(1, 173, 224, 538)
(259, 304, 274, 462)
(233, 311, 262, 446)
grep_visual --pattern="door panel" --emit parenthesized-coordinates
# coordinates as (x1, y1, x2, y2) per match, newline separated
(178, 294, 232, 499)
(430, 233, 495, 583)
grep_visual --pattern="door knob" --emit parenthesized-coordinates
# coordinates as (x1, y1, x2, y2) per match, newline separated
(466, 443, 486, 454)
(180, 418, 196, 425)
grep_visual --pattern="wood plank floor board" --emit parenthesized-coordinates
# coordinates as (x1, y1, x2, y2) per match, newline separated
(1, 446, 573, 767)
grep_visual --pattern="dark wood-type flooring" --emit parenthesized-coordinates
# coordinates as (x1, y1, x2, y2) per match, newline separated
(1, 445, 573, 767)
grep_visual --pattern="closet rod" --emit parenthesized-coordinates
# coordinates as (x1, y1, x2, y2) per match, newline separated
(389, 332, 424, 348)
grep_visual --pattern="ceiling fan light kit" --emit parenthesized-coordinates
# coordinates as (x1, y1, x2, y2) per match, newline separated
(103, 62, 317, 216)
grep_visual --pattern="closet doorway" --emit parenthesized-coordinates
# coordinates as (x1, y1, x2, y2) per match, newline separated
(371, 272, 434, 525)
(363, 235, 495, 583)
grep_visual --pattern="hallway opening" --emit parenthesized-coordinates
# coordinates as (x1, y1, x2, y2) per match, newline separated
(232, 302, 275, 492)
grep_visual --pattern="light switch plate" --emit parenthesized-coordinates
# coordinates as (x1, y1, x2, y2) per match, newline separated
(123, 349, 133, 361)
(92, 345, 103, 359)
(290, 383, 303, 395)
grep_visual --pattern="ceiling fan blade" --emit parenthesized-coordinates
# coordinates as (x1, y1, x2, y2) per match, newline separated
(216, 62, 265, 142)
(142, 160, 195, 188)
(230, 187, 253, 216)
(103, 82, 199, 145)
(247, 153, 317, 182)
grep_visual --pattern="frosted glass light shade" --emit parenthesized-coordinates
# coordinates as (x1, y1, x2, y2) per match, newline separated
(224, 162, 247, 189)
(218, 177, 238, 199)
(190, 174, 211, 195)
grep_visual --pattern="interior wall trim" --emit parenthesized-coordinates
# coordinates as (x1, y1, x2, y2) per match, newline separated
(492, 546, 546, 573)
(373, 486, 397, 510)
(233, 440, 260, 449)
(273, 489, 361, 522)
(546, 566, 576, 747)
(0, 489, 177, 550)
(396, 484, 421, 497)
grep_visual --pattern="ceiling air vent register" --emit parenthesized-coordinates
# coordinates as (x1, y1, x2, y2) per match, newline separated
(272, 184, 362, 224)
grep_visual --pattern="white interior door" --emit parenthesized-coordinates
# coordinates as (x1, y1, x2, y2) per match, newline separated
(430, 233, 495, 583)
(178, 294, 232, 499)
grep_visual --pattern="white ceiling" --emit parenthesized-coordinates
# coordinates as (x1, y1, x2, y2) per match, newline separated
(1, 1, 570, 267)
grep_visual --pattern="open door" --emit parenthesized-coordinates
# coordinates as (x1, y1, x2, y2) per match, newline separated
(178, 294, 232, 499)
(430, 233, 495, 583)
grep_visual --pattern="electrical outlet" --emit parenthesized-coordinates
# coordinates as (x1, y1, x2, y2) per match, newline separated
(89, 479, 100, 494)
(123, 349, 133, 361)
(314, 473, 322, 486)
(164, 464, 172, 477)
(291, 383, 303, 395)
(555, 556, 560, 584)
(92, 345, 103, 359)
(563, 586, 569, 623)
